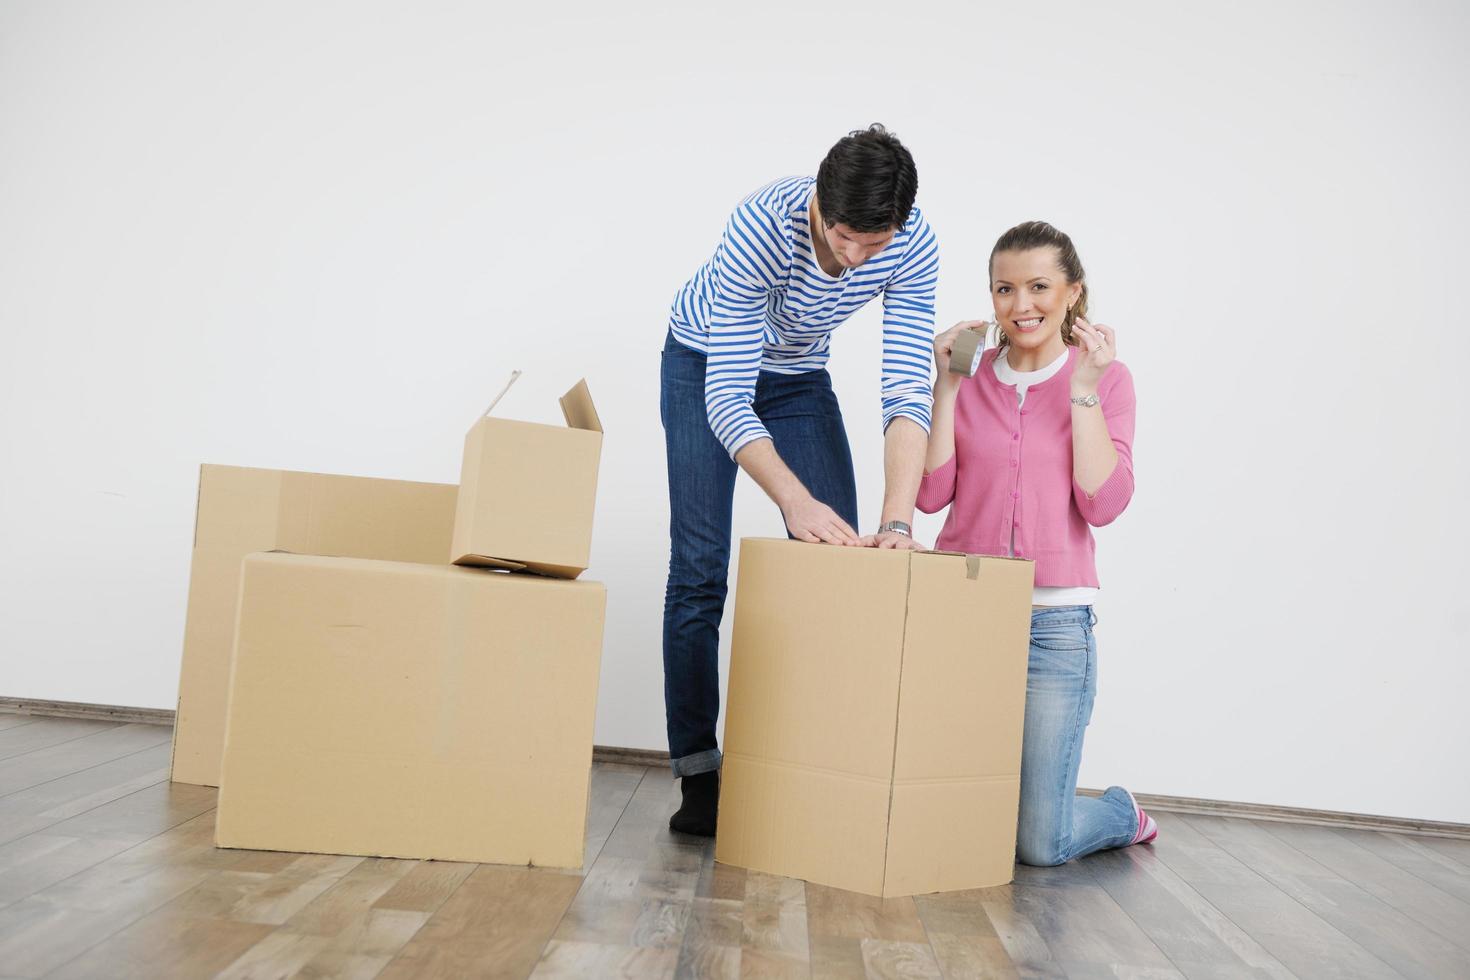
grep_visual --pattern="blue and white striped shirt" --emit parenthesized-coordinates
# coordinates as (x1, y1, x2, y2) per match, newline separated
(669, 175, 939, 459)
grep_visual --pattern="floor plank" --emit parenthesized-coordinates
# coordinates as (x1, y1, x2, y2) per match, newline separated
(377, 864, 583, 979)
(0, 718, 121, 763)
(372, 859, 477, 914)
(1149, 811, 1403, 979)
(582, 763, 649, 872)
(0, 723, 172, 798)
(968, 884, 1065, 977)
(0, 833, 141, 909)
(911, 888, 1020, 979)
(1334, 827, 1470, 905)
(215, 857, 427, 979)
(1086, 841, 1296, 979)
(1259, 820, 1470, 952)
(533, 939, 681, 978)
(674, 895, 743, 978)
(597, 766, 684, 861)
(1187, 813, 1470, 978)
(47, 909, 276, 980)
(999, 860, 1184, 978)
(1418, 835, 1470, 866)
(0, 783, 217, 910)
(739, 870, 809, 978)
(0, 744, 175, 846)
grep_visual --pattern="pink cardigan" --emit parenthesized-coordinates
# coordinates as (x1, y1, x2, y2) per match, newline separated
(916, 346, 1135, 587)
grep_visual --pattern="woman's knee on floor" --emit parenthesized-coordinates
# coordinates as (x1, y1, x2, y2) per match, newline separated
(1014, 819, 1071, 866)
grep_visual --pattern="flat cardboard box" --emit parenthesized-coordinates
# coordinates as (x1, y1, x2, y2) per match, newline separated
(715, 538, 1035, 897)
(216, 552, 606, 868)
(451, 377, 602, 578)
(170, 464, 458, 787)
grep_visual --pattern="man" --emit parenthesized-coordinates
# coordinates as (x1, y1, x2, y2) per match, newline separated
(661, 124, 938, 835)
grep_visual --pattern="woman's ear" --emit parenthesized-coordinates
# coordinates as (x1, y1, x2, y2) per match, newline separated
(1067, 281, 1083, 309)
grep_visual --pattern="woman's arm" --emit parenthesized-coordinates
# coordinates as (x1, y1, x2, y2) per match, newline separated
(927, 380, 960, 477)
(1070, 318, 1135, 525)
(925, 321, 984, 475)
(916, 321, 985, 513)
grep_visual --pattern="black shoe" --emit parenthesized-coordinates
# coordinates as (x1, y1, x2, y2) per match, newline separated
(669, 770, 719, 837)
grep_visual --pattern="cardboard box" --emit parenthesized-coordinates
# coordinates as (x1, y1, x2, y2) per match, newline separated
(170, 464, 458, 787)
(715, 538, 1035, 897)
(216, 552, 606, 868)
(451, 376, 603, 578)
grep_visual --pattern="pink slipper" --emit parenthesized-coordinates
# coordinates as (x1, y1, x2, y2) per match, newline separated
(1124, 788, 1158, 845)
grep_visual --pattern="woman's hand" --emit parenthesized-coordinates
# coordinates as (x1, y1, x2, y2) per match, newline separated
(1071, 317, 1116, 392)
(933, 320, 989, 387)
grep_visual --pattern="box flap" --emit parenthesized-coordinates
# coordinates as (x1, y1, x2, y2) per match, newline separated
(559, 380, 602, 433)
(453, 554, 530, 574)
(478, 370, 523, 422)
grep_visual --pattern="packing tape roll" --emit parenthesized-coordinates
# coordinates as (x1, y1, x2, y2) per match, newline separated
(949, 328, 985, 377)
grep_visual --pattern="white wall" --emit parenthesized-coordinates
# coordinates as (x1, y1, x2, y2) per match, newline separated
(2, 1, 1466, 823)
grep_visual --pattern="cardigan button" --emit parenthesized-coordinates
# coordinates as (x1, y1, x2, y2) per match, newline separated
(1012, 433, 1019, 441)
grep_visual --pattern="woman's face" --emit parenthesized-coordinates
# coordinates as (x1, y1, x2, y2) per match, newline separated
(990, 247, 1082, 353)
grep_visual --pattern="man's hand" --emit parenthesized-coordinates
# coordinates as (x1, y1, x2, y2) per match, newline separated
(782, 495, 861, 546)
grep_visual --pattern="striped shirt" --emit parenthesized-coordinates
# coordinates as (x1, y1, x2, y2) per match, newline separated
(668, 175, 939, 458)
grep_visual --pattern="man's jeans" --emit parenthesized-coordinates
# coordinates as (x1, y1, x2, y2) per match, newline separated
(1016, 605, 1140, 866)
(660, 330, 858, 777)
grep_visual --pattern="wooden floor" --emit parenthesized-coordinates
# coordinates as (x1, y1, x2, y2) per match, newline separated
(0, 715, 1467, 979)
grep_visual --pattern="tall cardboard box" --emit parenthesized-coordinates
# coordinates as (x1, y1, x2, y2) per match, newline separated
(451, 378, 602, 578)
(715, 538, 1035, 898)
(170, 465, 458, 787)
(216, 552, 606, 868)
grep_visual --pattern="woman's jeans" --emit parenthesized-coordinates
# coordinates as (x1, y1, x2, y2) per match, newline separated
(1017, 606, 1140, 866)
(660, 330, 858, 777)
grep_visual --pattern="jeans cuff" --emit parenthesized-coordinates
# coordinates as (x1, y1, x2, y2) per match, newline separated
(670, 748, 722, 777)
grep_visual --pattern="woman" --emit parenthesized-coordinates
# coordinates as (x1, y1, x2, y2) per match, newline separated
(916, 220, 1155, 866)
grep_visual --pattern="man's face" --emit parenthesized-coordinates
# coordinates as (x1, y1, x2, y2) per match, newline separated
(820, 222, 895, 270)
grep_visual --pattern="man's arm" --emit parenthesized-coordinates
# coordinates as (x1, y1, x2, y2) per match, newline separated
(872, 417, 927, 549)
(735, 439, 860, 545)
(873, 210, 940, 550)
(705, 199, 860, 545)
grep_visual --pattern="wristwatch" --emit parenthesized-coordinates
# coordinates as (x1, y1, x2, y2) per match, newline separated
(1070, 393, 1101, 408)
(877, 521, 912, 537)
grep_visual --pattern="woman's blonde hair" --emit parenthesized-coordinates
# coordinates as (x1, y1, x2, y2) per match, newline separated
(989, 221, 1088, 350)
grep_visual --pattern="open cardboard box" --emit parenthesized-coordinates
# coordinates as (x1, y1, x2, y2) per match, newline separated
(451, 373, 603, 579)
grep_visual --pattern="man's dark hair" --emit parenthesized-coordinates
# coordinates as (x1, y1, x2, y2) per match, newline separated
(814, 123, 917, 232)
